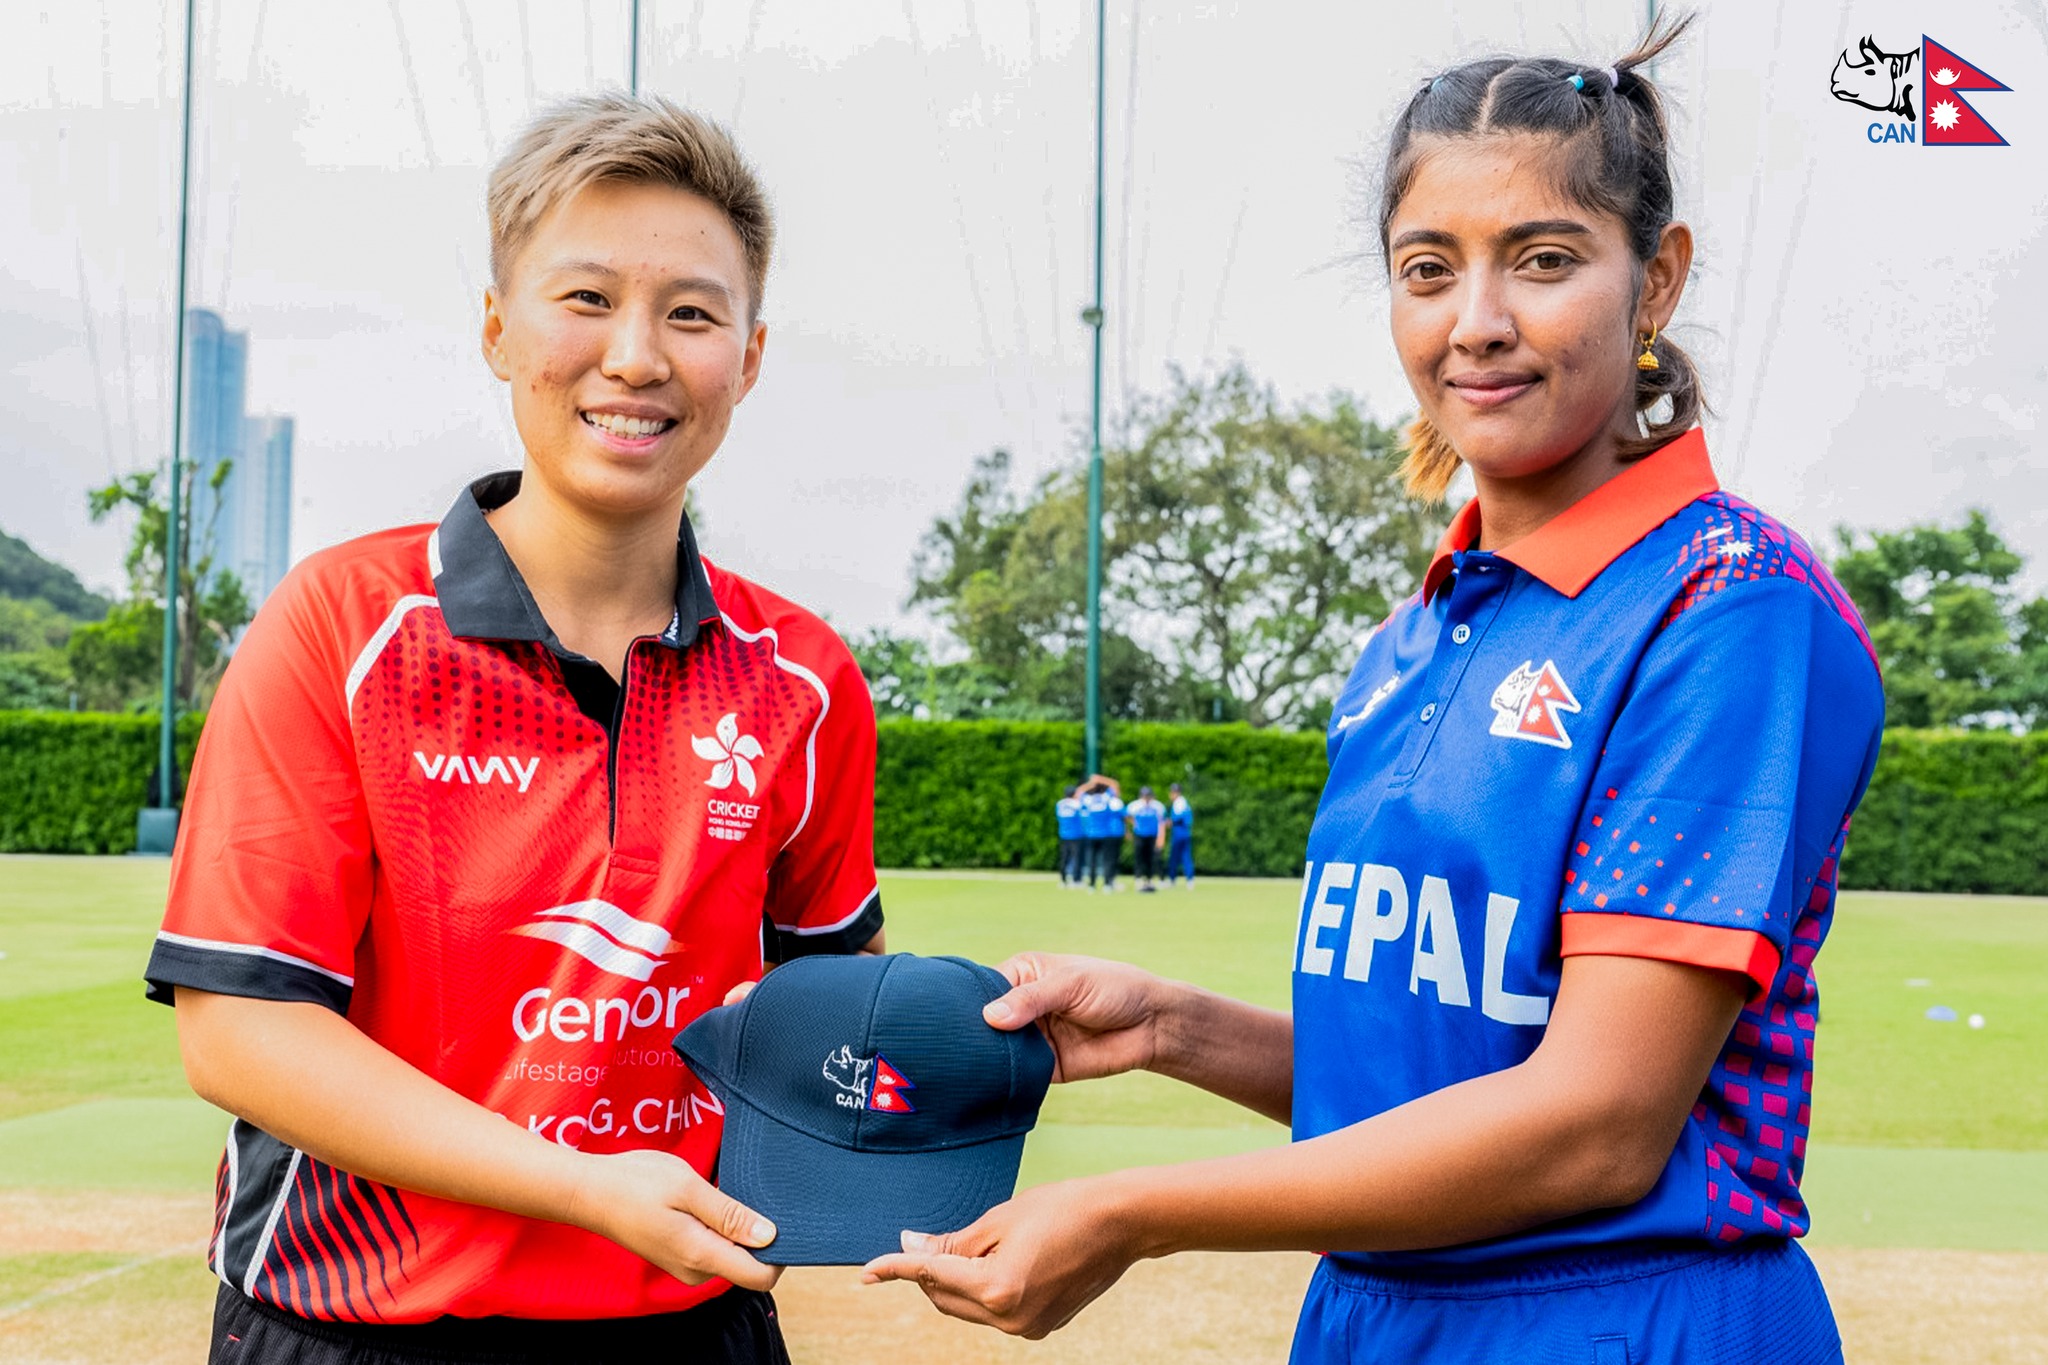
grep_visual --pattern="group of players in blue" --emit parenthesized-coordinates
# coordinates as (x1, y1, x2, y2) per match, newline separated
(1054, 776, 1193, 893)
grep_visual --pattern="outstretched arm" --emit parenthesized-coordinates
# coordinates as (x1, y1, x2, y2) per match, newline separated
(982, 954, 1293, 1124)
(176, 990, 781, 1289)
(869, 953, 1745, 1338)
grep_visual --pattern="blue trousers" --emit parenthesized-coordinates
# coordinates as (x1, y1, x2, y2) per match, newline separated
(1166, 838, 1194, 882)
(1290, 1240, 1842, 1365)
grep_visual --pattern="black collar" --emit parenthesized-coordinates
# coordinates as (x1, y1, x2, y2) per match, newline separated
(431, 471, 720, 653)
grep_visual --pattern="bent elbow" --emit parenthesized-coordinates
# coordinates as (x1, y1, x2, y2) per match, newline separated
(1600, 1149, 1670, 1209)
(177, 1029, 227, 1109)
(173, 996, 239, 1110)
(1569, 1125, 1680, 1212)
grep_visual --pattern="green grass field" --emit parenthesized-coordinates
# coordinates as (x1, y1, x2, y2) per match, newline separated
(2, 856, 2045, 1262)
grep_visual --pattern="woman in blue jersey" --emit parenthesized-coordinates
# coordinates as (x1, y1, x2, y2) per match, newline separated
(868, 16, 1879, 1364)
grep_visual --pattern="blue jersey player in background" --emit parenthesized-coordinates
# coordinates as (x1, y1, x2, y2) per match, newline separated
(1126, 787, 1166, 893)
(1164, 783, 1194, 887)
(1077, 776, 1126, 892)
(1054, 785, 1085, 887)
(874, 17, 1877, 1365)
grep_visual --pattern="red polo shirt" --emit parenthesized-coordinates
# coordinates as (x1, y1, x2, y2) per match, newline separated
(147, 473, 883, 1323)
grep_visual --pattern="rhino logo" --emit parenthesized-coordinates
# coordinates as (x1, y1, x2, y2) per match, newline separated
(822, 1045, 872, 1103)
(1830, 36, 1918, 121)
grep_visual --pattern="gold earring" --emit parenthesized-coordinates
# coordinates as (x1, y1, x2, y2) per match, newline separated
(1636, 325, 1661, 372)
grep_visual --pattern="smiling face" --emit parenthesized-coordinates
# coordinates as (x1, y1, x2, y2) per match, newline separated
(1386, 133, 1686, 492)
(481, 178, 765, 522)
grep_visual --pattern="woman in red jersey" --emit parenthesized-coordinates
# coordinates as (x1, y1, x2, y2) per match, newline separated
(149, 95, 885, 1365)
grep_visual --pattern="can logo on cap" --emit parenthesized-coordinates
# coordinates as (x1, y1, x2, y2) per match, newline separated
(822, 1044, 918, 1114)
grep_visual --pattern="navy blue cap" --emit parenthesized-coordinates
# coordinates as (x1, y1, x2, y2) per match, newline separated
(674, 953, 1054, 1266)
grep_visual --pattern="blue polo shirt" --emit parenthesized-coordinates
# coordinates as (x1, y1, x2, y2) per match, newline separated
(1129, 798, 1165, 839)
(1080, 791, 1126, 840)
(1292, 430, 1883, 1266)
(1055, 796, 1084, 840)
(1168, 796, 1192, 837)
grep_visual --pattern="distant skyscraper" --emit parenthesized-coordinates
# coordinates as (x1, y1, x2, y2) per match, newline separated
(239, 415, 295, 606)
(181, 309, 293, 611)
(183, 309, 247, 574)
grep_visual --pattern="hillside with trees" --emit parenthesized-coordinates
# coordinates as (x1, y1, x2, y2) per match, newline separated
(0, 529, 109, 710)
(0, 459, 250, 713)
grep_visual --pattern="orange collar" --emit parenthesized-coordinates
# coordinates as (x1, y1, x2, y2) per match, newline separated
(1420, 427, 1717, 602)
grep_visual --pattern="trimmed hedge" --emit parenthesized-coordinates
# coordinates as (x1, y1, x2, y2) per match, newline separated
(1838, 729, 2048, 895)
(873, 720, 1327, 876)
(0, 711, 202, 855)
(2, 713, 2044, 895)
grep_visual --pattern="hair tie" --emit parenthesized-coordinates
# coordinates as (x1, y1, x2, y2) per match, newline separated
(1602, 65, 1622, 90)
(1568, 73, 1585, 91)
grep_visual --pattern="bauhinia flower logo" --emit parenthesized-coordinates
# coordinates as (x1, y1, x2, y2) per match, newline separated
(692, 712, 763, 796)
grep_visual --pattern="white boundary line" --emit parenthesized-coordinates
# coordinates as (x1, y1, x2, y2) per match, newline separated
(0, 1240, 211, 1321)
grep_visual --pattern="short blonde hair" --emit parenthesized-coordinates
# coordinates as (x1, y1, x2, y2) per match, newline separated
(487, 92, 774, 317)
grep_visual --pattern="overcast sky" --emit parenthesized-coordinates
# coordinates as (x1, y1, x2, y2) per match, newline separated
(4, 0, 2045, 630)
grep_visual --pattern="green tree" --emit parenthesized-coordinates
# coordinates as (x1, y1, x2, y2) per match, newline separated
(1103, 365, 1434, 727)
(0, 650, 73, 710)
(0, 595, 78, 654)
(910, 366, 1435, 728)
(847, 629, 1018, 721)
(911, 452, 1180, 721)
(68, 464, 252, 712)
(1832, 510, 2045, 730)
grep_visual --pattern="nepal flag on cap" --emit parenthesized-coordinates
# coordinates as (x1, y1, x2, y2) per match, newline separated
(1922, 37, 2011, 146)
(867, 1054, 917, 1113)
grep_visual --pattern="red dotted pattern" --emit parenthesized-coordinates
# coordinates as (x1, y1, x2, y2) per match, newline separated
(335, 576, 856, 1313)
(1564, 801, 1764, 926)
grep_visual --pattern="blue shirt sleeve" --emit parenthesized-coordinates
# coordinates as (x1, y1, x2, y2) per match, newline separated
(1559, 577, 1884, 990)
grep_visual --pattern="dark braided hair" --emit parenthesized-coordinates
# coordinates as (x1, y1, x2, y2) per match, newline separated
(1383, 11, 1701, 501)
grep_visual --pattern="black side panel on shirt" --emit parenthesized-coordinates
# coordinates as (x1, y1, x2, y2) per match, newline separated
(764, 888, 885, 963)
(216, 1121, 299, 1291)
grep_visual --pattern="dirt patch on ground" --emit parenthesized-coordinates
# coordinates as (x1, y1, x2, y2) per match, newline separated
(778, 1251, 1312, 1364)
(1810, 1247, 2048, 1365)
(4, 1213, 2044, 1365)
(0, 1190, 212, 1256)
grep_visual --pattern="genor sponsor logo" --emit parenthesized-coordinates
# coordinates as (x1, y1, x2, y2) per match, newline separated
(513, 984, 693, 1043)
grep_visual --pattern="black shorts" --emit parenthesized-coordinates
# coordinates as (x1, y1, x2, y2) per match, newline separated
(209, 1281, 790, 1365)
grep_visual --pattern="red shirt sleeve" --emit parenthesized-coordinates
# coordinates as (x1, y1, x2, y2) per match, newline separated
(146, 558, 377, 1011)
(761, 636, 883, 960)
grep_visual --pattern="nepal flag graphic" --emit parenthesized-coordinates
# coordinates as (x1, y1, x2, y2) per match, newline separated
(866, 1055, 917, 1113)
(1922, 37, 2011, 146)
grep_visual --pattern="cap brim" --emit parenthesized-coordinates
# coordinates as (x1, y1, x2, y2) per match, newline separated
(715, 1095, 1028, 1266)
